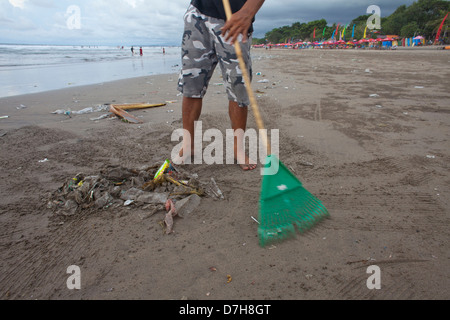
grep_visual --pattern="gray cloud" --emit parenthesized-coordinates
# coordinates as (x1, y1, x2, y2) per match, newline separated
(253, 0, 417, 38)
(0, 0, 418, 45)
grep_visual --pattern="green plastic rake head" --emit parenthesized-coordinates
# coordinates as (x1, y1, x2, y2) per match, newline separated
(220, 0, 329, 248)
(258, 155, 330, 247)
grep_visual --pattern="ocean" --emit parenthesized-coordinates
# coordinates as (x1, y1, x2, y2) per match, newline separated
(0, 44, 181, 98)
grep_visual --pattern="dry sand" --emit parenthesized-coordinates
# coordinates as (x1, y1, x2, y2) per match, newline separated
(0, 48, 449, 300)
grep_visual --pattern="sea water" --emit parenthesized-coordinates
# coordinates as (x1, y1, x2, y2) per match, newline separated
(0, 45, 181, 98)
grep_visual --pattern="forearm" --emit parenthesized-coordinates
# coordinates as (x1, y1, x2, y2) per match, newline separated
(240, 0, 265, 17)
(221, 0, 265, 43)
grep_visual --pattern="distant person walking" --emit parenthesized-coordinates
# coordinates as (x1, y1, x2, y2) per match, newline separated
(140, 47, 143, 56)
(131, 46, 135, 55)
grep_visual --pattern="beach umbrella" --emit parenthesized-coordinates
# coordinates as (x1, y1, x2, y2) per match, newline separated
(414, 36, 424, 40)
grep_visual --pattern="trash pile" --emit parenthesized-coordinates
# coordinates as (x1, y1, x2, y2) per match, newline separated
(48, 160, 225, 234)
(52, 103, 168, 124)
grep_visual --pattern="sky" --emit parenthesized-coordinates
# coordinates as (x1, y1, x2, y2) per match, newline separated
(0, 0, 418, 46)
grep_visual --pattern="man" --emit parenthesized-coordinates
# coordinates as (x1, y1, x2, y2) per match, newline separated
(177, 0, 265, 171)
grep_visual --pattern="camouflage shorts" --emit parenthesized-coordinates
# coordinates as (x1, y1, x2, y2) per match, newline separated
(177, 4, 252, 107)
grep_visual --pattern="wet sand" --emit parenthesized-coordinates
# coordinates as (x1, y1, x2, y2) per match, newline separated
(0, 48, 449, 300)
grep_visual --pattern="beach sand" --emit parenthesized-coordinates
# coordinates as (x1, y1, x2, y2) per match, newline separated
(0, 48, 449, 300)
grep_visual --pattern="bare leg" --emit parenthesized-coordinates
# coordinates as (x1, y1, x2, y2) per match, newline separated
(229, 101, 257, 171)
(179, 97, 203, 162)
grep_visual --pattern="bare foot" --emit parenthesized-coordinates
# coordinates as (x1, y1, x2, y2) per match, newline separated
(236, 154, 257, 171)
(240, 163, 257, 171)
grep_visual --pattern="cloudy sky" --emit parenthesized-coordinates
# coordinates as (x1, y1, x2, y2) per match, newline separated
(1, 0, 417, 46)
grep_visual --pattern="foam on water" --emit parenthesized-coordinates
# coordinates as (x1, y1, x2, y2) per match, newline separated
(0, 45, 181, 98)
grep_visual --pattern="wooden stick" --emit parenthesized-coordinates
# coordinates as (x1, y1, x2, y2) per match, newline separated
(222, 0, 271, 155)
(112, 103, 167, 110)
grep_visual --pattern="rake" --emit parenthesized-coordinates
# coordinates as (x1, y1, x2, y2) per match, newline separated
(222, 0, 330, 247)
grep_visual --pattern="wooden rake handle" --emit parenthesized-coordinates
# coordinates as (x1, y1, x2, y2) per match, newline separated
(222, 0, 271, 155)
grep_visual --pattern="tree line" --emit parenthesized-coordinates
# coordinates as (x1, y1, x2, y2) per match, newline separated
(254, 0, 449, 44)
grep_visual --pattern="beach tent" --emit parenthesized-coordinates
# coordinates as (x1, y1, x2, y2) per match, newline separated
(382, 37, 393, 48)
(413, 36, 425, 46)
(358, 39, 369, 45)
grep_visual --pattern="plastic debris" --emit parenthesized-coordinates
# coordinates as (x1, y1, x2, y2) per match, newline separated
(164, 199, 178, 234)
(206, 178, 225, 200)
(369, 94, 379, 98)
(299, 160, 314, 167)
(53, 103, 167, 123)
(90, 114, 112, 121)
(154, 159, 170, 181)
(0, 116, 9, 119)
(95, 192, 114, 209)
(137, 205, 164, 220)
(52, 104, 109, 115)
(136, 192, 169, 205)
(174, 194, 202, 218)
(47, 161, 221, 232)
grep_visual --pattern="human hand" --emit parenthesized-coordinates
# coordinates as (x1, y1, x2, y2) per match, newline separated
(221, 10, 253, 44)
